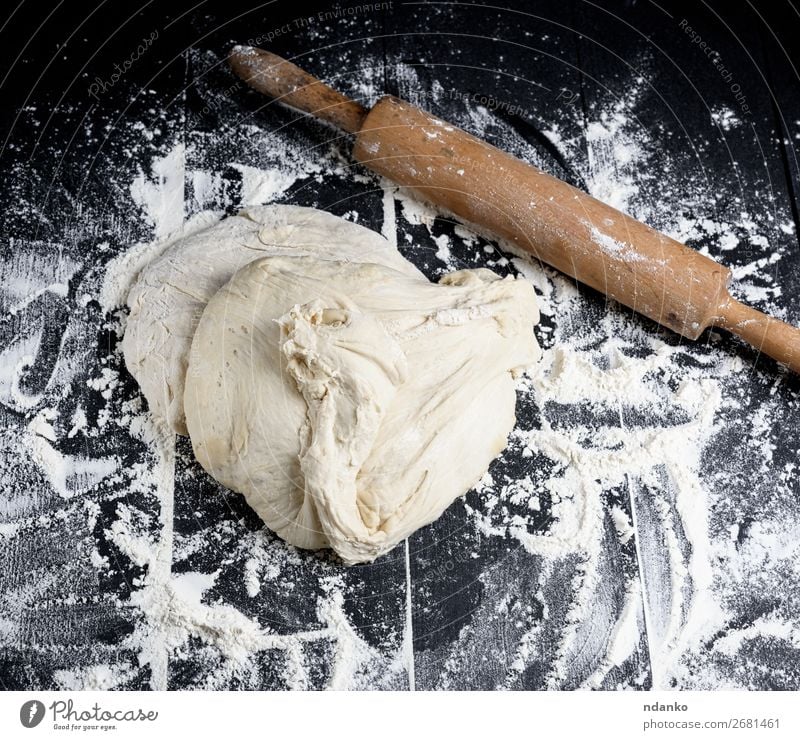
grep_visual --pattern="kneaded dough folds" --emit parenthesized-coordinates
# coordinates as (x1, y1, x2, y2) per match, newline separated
(123, 205, 541, 563)
(123, 205, 421, 434)
(183, 256, 541, 564)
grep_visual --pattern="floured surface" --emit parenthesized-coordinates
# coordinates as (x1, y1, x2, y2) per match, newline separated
(2, 2, 800, 691)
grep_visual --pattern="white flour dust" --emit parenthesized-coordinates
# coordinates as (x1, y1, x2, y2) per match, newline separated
(1, 46, 799, 691)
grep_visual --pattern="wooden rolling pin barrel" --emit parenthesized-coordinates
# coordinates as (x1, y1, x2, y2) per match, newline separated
(229, 46, 800, 373)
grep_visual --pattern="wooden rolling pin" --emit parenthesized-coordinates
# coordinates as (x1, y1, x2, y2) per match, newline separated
(229, 46, 800, 373)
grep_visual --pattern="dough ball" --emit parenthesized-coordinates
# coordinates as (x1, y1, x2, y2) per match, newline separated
(184, 255, 540, 563)
(123, 205, 421, 434)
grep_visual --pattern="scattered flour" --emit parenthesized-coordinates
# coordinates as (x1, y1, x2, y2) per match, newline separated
(1, 45, 798, 692)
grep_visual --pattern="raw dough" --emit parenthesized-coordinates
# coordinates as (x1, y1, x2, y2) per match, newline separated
(183, 255, 540, 563)
(124, 205, 541, 563)
(123, 205, 421, 434)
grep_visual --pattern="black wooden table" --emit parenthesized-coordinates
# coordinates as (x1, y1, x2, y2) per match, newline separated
(1, 0, 799, 690)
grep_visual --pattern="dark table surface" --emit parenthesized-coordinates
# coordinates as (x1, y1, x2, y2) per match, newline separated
(1, 0, 799, 690)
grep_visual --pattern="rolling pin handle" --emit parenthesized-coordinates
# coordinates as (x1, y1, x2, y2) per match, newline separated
(228, 46, 368, 134)
(716, 297, 800, 373)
